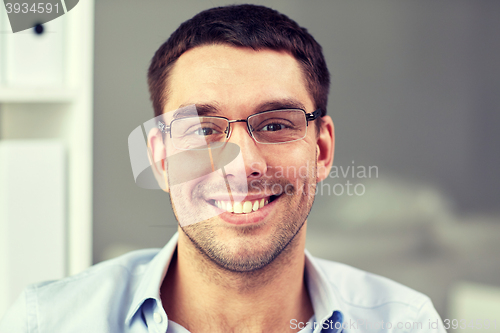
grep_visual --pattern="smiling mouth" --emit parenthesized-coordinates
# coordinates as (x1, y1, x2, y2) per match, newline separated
(210, 195, 279, 214)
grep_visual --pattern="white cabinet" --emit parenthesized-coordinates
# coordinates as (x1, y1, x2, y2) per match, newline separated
(4, 17, 65, 86)
(0, 7, 5, 84)
(0, 141, 66, 308)
(0, 0, 94, 318)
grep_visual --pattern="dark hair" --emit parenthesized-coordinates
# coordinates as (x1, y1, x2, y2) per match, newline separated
(148, 4, 330, 123)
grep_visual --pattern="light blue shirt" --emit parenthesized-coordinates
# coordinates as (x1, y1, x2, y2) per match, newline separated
(0, 233, 445, 332)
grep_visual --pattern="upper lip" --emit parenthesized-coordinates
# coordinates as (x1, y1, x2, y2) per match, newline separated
(205, 192, 279, 202)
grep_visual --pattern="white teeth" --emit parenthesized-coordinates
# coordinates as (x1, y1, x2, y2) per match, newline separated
(215, 197, 273, 214)
(233, 202, 243, 214)
(243, 201, 253, 213)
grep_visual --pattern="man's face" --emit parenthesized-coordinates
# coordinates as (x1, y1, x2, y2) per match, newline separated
(163, 45, 322, 272)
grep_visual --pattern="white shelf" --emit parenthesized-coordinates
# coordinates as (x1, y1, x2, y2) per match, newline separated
(0, 87, 76, 102)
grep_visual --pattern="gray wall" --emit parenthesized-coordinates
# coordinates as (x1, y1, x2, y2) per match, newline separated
(93, 0, 500, 316)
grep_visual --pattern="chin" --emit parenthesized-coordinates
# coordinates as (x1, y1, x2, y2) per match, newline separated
(182, 213, 306, 273)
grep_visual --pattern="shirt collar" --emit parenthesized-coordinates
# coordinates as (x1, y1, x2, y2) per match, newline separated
(125, 232, 179, 325)
(124, 233, 343, 330)
(304, 249, 344, 332)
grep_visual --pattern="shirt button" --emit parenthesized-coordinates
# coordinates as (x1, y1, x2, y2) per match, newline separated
(153, 312, 163, 323)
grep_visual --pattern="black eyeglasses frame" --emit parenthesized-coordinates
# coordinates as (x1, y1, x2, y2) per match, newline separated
(158, 108, 322, 142)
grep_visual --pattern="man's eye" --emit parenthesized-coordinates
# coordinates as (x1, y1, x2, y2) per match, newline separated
(194, 127, 219, 136)
(260, 123, 287, 132)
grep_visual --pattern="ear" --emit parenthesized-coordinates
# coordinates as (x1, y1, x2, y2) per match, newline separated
(147, 127, 169, 192)
(316, 116, 335, 183)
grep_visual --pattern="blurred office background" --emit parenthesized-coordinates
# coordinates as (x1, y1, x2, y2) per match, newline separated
(2, 0, 500, 325)
(93, 0, 500, 320)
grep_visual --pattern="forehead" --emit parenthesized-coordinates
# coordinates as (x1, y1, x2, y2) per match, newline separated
(164, 45, 313, 114)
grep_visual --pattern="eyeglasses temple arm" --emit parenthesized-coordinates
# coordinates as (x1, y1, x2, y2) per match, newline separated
(306, 108, 322, 122)
(158, 121, 169, 134)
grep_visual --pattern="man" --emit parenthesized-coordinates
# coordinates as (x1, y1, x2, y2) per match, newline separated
(0, 4, 445, 333)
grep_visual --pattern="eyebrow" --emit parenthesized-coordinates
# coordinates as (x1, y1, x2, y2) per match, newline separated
(255, 99, 306, 112)
(173, 98, 307, 119)
(173, 103, 220, 119)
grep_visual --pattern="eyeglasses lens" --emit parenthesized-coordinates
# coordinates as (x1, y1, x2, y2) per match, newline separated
(170, 110, 306, 150)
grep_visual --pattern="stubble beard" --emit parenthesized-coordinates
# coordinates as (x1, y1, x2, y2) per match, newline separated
(169, 160, 318, 274)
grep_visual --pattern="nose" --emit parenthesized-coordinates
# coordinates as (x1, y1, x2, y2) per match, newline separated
(224, 122, 267, 179)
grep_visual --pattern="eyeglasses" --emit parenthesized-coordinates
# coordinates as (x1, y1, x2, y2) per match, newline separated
(158, 108, 321, 150)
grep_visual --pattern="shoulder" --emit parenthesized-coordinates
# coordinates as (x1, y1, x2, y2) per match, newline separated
(0, 248, 160, 333)
(310, 255, 436, 317)
(34, 248, 159, 297)
(309, 256, 446, 331)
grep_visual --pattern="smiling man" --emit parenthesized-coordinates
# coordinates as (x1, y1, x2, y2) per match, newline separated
(149, 44, 327, 332)
(0, 4, 445, 333)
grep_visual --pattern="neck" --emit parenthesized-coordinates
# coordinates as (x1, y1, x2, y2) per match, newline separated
(161, 223, 313, 333)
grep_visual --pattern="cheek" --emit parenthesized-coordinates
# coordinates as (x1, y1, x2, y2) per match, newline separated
(267, 146, 315, 179)
(164, 140, 179, 157)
